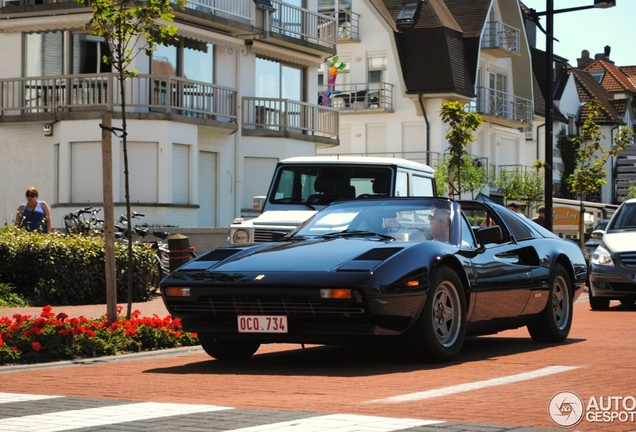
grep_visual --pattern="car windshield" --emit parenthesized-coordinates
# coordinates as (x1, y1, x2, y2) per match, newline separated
(293, 199, 453, 243)
(608, 203, 636, 231)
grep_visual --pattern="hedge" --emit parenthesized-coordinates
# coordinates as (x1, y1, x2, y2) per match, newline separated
(0, 226, 157, 306)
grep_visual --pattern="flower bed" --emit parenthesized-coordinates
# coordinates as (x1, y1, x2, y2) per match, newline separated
(0, 305, 198, 365)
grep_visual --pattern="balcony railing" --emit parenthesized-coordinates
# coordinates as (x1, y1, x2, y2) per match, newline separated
(481, 21, 520, 56)
(183, 0, 252, 20)
(469, 86, 532, 126)
(318, 82, 393, 111)
(3, 0, 252, 20)
(321, 7, 359, 41)
(242, 97, 338, 140)
(0, 73, 237, 121)
(271, 0, 337, 47)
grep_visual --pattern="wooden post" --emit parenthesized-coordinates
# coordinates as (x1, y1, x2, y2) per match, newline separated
(102, 112, 118, 323)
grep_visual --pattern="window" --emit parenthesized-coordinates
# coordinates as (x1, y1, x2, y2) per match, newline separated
(489, 72, 508, 118)
(72, 34, 110, 74)
(256, 57, 302, 100)
(25, 31, 66, 76)
(367, 55, 386, 90)
(25, 31, 112, 77)
(153, 40, 214, 83)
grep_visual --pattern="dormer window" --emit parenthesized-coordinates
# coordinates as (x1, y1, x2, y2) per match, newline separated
(589, 70, 605, 83)
(397, 0, 424, 29)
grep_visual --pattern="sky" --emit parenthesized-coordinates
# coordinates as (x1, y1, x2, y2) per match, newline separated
(520, 0, 636, 66)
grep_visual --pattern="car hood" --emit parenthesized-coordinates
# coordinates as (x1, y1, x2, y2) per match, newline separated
(251, 210, 317, 226)
(603, 231, 636, 253)
(177, 238, 411, 273)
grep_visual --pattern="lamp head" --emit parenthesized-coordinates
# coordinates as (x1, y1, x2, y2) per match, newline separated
(594, 0, 616, 8)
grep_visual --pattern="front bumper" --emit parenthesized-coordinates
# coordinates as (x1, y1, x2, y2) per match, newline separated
(162, 286, 427, 343)
(589, 264, 636, 298)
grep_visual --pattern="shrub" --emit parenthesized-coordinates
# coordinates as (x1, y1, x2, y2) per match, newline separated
(0, 226, 157, 306)
(0, 305, 198, 365)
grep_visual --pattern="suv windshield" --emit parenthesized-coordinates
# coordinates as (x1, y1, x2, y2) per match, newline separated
(270, 166, 392, 205)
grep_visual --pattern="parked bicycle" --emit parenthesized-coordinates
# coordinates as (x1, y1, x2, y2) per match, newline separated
(63, 207, 103, 235)
(115, 212, 195, 295)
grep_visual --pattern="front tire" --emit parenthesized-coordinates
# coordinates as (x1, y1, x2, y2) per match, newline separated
(407, 266, 466, 363)
(198, 333, 260, 360)
(528, 264, 572, 342)
(589, 287, 610, 310)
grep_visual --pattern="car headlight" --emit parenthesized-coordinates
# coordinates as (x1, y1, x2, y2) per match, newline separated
(591, 245, 614, 267)
(232, 229, 250, 244)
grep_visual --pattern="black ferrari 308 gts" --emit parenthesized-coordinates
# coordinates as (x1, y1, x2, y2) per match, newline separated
(161, 198, 587, 363)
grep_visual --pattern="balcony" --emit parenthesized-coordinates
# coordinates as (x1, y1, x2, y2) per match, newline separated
(242, 97, 339, 143)
(271, 0, 336, 50)
(481, 21, 520, 57)
(0, 0, 337, 53)
(318, 82, 394, 112)
(469, 86, 532, 127)
(0, 73, 238, 127)
(320, 7, 359, 42)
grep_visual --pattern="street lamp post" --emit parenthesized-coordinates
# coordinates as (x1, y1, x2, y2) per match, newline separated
(534, 0, 616, 232)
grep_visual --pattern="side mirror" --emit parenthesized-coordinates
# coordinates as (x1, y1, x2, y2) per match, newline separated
(252, 196, 266, 212)
(476, 225, 503, 246)
(590, 229, 604, 241)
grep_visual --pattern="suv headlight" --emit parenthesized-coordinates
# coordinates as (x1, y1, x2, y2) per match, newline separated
(231, 229, 250, 244)
(591, 245, 614, 267)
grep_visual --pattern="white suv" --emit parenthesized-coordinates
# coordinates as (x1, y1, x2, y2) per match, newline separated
(228, 156, 437, 244)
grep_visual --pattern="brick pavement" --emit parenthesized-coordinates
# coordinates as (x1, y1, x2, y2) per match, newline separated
(0, 295, 170, 320)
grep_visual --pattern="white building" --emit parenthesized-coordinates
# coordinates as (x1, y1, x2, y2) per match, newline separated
(0, 0, 338, 229)
(317, 0, 537, 202)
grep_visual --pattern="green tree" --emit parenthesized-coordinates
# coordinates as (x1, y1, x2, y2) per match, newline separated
(439, 102, 483, 198)
(556, 126, 577, 199)
(435, 154, 489, 198)
(624, 183, 636, 201)
(82, 0, 186, 318)
(520, 161, 545, 212)
(567, 99, 634, 250)
(493, 165, 524, 204)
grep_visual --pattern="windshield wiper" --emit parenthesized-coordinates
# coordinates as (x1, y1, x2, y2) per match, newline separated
(321, 230, 394, 241)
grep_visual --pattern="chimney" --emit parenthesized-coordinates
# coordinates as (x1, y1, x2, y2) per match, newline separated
(594, 45, 613, 63)
(577, 50, 593, 69)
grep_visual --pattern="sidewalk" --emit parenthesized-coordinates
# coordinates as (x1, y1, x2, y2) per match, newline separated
(0, 295, 170, 320)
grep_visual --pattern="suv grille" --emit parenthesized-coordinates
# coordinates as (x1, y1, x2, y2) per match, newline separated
(254, 228, 292, 243)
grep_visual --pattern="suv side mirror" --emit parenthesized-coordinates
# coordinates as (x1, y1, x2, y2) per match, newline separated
(252, 196, 266, 212)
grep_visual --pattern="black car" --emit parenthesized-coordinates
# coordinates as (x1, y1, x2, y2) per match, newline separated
(161, 198, 587, 363)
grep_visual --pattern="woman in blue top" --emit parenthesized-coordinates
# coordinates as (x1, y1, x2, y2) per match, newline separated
(15, 187, 52, 233)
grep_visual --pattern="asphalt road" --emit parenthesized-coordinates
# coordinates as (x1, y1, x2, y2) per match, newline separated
(0, 294, 634, 431)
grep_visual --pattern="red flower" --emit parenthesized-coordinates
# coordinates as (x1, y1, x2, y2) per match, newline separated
(32, 342, 42, 352)
(40, 305, 54, 318)
(57, 312, 69, 321)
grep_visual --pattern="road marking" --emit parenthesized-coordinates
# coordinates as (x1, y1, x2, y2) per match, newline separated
(0, 392, 62, 403)
(0, 401, 233, 432)
(364, 365, 582, 404)
(228, 414, 443, 431)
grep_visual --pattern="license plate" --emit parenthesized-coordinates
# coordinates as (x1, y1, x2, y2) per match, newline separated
(237, 315, 288, 333)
